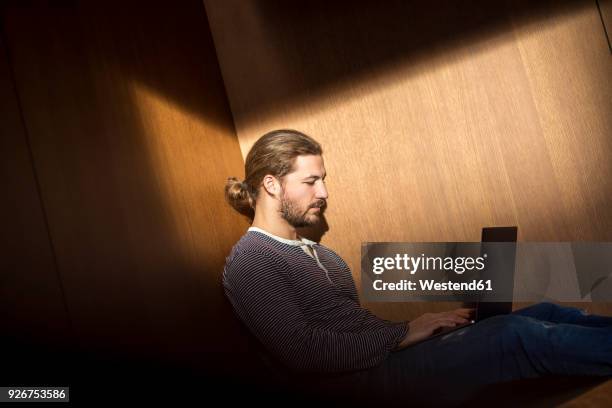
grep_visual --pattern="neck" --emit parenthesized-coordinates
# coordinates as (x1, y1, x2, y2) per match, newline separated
(251, 210, 298, 240)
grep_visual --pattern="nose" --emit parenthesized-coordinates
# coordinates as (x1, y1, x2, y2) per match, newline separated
(316, 181, 329, 200)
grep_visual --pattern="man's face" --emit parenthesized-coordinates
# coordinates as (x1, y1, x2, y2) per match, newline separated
(279, 155, 328, 228)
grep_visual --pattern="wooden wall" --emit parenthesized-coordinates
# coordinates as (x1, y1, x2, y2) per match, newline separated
(1, 0, 249, 383)
(2, 0, 611, 396)
(601, 0, 612, 42)
(204, 0, 612, 320)
(0, 26, 71, 357)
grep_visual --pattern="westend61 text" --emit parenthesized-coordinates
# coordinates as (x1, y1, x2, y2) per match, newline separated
(372, 279, 493, 292)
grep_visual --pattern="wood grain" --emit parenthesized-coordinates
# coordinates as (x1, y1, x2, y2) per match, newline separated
(600, 0, 612, 48)
(2, 1, 249, 373)
(205, 0, 612, 321)
(561, 379, 612, 407)
(0, 29, 70, 350)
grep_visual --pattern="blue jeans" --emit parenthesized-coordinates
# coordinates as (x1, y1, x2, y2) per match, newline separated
(358, 303, 612, 404)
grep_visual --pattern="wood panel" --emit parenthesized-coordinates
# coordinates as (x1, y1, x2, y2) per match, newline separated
(600, 0, 612, 48)
(2, 0, 249, 377)
(561, 379, 612, 407)
(0, 28, 70, 360)
(204, 0, 612, 321)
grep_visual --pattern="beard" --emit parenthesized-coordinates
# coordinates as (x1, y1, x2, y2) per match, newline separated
(280, 194, 326, 228)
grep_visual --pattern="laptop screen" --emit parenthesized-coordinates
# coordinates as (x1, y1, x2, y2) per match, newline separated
(474, 226, 518, 320)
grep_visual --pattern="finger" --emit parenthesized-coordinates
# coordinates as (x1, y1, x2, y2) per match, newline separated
(452, 309, 474, 317)
(431, 320, 460, 330)
(446, 310, 471, 319)
(433, 317, 466, 328)
(440, 315, 469, 324)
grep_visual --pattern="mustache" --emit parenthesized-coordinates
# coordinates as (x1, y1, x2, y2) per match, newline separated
(310, 200, 327, 209)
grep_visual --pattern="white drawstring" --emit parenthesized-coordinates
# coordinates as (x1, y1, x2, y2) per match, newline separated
(302, 243, 333, 285)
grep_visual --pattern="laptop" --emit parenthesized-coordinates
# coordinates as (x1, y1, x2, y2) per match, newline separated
(425, 226, 518, 339)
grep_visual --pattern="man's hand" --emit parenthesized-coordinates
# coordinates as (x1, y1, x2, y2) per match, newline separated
(394, 308, 474, 351)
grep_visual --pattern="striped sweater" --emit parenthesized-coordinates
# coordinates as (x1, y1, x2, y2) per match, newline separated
(223, 228, 409, 373)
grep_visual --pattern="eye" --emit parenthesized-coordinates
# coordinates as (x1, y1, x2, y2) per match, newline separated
(304, 181, 315, 185)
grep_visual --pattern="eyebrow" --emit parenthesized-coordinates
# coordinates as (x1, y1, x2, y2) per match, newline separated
(303, 173, 326, 180)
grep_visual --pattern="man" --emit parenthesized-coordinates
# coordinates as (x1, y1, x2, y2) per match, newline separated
(223, 129, 612, 404)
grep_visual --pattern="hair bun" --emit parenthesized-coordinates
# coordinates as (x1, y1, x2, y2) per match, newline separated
(224, 177, 254, 219)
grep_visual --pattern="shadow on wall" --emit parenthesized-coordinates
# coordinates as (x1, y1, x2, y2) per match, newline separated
(1, 0, 251, 390)
(2, 0, 610, 402)
(204, 0, 612, 244)
(209, 0, 594, 121)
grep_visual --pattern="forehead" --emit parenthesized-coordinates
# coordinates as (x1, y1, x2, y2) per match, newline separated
(289, 154, 325, 176)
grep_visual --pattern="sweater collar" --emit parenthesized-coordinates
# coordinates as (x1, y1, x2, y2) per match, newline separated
(248, 226, 317, 247)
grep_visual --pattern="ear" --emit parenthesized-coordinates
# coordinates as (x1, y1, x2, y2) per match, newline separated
(262, 174, 282, 197)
